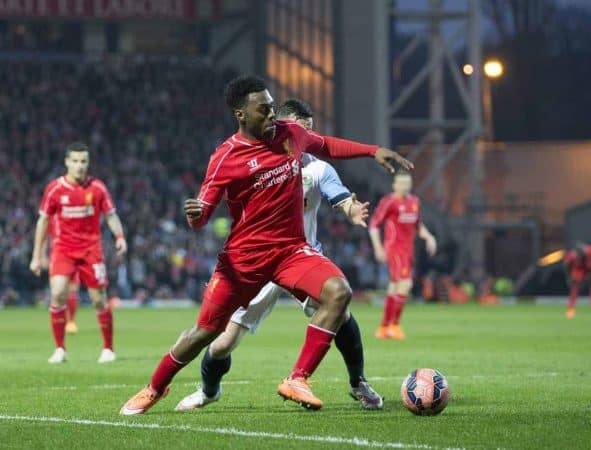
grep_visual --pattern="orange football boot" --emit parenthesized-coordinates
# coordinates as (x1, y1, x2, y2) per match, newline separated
(120, 385, 170, 415)
(388, 324, 406, 340)
(277, 378, 323, 410)
(566, 307, 575, 319)
(374, 326, 393, 340)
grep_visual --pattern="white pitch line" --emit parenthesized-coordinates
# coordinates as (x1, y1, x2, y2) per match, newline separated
(0, 414, 464, 450)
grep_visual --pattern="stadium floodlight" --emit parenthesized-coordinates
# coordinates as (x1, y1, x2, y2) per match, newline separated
(462, 64, 474, 75)
(483, 59, 503, 78)
(463, 60, 504, 78)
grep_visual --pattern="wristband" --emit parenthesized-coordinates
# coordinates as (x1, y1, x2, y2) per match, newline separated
(115, 233, 125, 240)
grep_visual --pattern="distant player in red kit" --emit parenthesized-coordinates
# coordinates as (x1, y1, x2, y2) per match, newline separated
(563, 242, 591, 319)
(120, 76, 412, 415)
(369, 171, 436, 340)
(42, 215, 81, 334)
(30, 142, 127, 363)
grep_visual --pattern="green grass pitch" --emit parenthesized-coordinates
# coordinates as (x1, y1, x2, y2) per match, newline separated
(1, 303, 590, 449)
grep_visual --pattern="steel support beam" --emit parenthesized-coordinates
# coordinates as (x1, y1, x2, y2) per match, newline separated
(389, 0, 485, 281)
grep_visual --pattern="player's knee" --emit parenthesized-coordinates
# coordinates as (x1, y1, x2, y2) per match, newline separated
(209, 336, 233, 359)
(88, 289, 107, 309)
(397, 280, 412, 296)
(387, 282, 397, 295)
(321, 277, 352, 310)
(50, 290, 68, 306)
(91, 297, 106, 309)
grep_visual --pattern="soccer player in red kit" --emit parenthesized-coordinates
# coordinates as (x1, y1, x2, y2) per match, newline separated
(42, 215, 81, 334)
(29, 142, 127, 363)
(564, 242, 591, 319)
(369, 171, 436, 340)
(120, 76, 412, 414)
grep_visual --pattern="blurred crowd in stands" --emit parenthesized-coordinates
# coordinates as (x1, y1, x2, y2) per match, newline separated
(0, 58, 398, 306)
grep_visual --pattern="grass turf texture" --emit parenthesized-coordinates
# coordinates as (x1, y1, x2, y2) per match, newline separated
(0, 303, 589, 449)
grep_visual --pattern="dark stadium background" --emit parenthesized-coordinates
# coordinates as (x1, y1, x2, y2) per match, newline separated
(1, 0, 591, 306)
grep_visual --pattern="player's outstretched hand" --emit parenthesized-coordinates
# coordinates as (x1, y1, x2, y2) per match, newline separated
(29, 258, 42, 277)
(348, 193, 370, 228)
(184, 198, 204, 219)
(374, 148, 414, 174)
(115, 237, 128, 262)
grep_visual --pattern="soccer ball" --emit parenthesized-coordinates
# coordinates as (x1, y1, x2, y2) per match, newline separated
(400, 368, 450, 416)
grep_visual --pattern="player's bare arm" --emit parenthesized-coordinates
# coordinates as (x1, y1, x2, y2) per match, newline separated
(368, 228, 387, 263)
(30, 214, 49, 276)
(419, 222, 437, 256)
(337, 193, 370, 228)
(40, 235, 50, 270)
(105, 212, 127, 260)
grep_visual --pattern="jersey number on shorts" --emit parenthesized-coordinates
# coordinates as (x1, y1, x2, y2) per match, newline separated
(93, 263, 107, 285)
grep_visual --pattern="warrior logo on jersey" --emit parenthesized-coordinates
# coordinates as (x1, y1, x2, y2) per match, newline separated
(60, 195, 69, 205)
(247, 158, 259, 171)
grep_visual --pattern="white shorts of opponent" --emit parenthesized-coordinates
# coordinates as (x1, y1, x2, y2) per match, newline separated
(230, 282, 320, 333)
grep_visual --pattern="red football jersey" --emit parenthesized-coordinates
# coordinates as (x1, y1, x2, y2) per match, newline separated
(189, 120, 377, 251)
(369, 193, 421, 255)
(39, 176, 116, 252)
(565, 245, 591, 273)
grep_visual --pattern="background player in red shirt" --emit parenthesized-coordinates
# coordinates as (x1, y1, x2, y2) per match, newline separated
(120, 76, 412, 415)
(369, 171, 436, 340)
(29, 142, 127, 363)
(563, 241, 591, 319)
(42, 215, 81, 334)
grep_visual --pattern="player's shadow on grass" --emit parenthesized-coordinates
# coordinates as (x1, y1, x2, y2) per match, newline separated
(151, 400, 408, 418)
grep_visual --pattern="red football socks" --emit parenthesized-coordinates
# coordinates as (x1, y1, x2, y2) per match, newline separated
(50, 305, 67, 349)
(150, 352, 186, 394)
(289, 325, 335, 380)
(66, 292, 78, 322)
(392, 294, 408, 325)
(568, 285, 579, 309)
(97, 308, 113, 350)
(381, 295, 396, 326)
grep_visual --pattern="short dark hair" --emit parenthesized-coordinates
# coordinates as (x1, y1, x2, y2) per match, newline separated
(224, 75, 268, 110)
(65, 142, 89, 158)
(277, 99, 314, 119)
